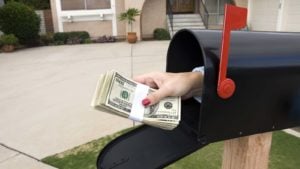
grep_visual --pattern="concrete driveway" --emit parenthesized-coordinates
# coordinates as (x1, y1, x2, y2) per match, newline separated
(0, 41, 169, 168)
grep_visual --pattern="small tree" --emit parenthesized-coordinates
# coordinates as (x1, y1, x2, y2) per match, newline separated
(0, 2, 41, 44)
(118, 8, 140, 32)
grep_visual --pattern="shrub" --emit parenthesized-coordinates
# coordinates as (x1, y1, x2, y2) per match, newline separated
(40, 33, 54, 45)
(95, 36, 116, 43)
(53, 32, 69, 44)
(4, 0, 50, 10)
(53, 31, 90, 44)
(0, 34, 19, 46)
(0, 2, 41, 44)
(54, 41, 64, 46)
(153, 28, 171, 40)
(83, 38, 93, 44)
(69, 31, 90, 41)
(66, 36, 81, 45)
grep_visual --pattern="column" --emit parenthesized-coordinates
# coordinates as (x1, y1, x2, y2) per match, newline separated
(111, 0, 117, 36)
(55, 0, 63, 32)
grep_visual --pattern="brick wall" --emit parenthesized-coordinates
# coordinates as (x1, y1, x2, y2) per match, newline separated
(36, 9, 54, 34)
(43, 9, 54, 33)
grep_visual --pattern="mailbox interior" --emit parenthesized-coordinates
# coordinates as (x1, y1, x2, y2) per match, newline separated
(166, 30, 205, 136)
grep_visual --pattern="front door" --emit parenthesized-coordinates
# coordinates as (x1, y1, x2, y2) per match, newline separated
(171, 0, 195, 13)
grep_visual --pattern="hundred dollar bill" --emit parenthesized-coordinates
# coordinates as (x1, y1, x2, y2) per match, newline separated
(91, 70, 181, 130)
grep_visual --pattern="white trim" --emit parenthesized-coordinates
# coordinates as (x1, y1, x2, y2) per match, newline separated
(247, 0, 252, 29)
(111, 0, 117, 36)
(276, 0, 285, 31)
(61, 9, 113, 16)
(60, 9, 113, 22)
(55, 0, 63, 32)
(61, 14, 113, 22)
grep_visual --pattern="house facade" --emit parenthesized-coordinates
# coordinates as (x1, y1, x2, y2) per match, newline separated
(49, 0, 300, 40)
(50, 0, 239, 39)
(50, 0, 167, 39)
(247, 0, 300, 32)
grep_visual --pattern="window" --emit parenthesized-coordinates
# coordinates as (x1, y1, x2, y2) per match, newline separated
(61, 0, 111, 10)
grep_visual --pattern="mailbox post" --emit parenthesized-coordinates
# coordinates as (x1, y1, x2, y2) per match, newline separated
(222, 132, 272, 169)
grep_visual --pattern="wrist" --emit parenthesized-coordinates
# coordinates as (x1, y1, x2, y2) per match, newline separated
(190, 72, 203, 90)
(184, 72, 203, 97)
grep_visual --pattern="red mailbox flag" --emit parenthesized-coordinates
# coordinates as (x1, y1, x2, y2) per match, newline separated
(218, 4, 247, 99)
(227, 5, 248, 29)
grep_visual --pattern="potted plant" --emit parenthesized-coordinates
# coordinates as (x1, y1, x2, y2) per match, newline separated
(119, 8, 140, 43)
(0, 34, 19, 52)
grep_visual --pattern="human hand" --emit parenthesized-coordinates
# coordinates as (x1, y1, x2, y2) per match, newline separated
(133, 72, 204, 106)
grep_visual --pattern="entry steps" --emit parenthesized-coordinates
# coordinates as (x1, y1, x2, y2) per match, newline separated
(167, 14, 205, 37)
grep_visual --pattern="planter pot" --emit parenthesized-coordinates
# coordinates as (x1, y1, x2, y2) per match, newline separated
(2, 45, 15, 52)
(127, 32, 137, 43)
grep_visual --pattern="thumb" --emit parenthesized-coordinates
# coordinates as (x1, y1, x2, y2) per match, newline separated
(142, 88, 169, 106)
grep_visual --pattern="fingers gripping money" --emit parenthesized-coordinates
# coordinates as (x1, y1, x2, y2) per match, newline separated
(133, 71, 204, 106)
(91, 70, 204, 130)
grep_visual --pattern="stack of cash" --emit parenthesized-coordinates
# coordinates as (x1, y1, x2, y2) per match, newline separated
(91, 70, 181, 130)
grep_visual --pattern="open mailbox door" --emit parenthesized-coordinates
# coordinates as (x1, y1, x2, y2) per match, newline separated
(97, 5, 300, 169)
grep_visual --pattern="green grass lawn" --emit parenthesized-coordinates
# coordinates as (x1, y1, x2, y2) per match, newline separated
(42, 130, 300, 169)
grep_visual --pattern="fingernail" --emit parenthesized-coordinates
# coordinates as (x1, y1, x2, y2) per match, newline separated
(142, 99, 151, 106)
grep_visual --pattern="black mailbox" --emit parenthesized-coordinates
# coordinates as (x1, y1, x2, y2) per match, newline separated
(97, 29, 300, 169)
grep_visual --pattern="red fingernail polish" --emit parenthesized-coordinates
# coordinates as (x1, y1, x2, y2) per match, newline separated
(142, 99, 151, 106)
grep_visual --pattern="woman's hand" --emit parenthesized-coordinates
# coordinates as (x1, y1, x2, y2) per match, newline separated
(133, 72, 204, 106)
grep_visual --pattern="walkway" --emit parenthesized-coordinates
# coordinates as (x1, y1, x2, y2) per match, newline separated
(0, 41, 169, 168)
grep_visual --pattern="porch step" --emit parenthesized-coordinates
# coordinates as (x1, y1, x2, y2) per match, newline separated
(169, 17, 203, 23)
(172, 14, 203, 19)
(167, 14, 206, 37)
(171, 22, 204, 27)
(173, 26, 206, 31)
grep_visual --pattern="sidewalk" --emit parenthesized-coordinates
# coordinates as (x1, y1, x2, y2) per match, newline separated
(0, 145, 56, 169)
(0, 41, 170, 168)
(284, 128, 300, 138)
